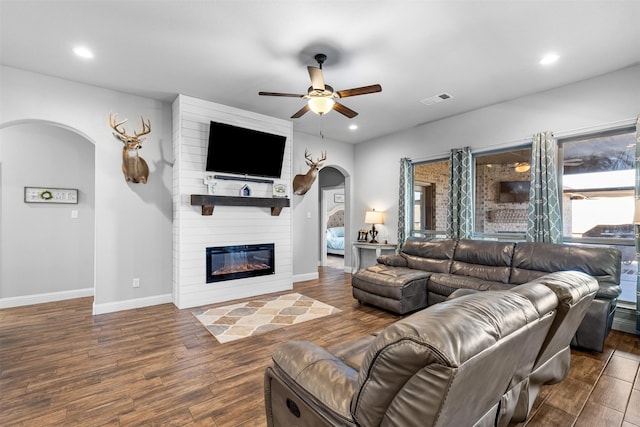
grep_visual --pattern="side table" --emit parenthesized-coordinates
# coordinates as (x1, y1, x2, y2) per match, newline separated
(352, 242, 397, 273)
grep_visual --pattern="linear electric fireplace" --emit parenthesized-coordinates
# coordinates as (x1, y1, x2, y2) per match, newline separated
(206, 243, 275, 283)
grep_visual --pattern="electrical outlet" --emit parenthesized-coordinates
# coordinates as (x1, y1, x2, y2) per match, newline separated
(132, 278, 140, 288)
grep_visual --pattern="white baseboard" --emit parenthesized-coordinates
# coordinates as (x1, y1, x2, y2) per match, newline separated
(0, 288, 94, 309)
(93, 294, 174, 315)
(293, 272, 319, 283)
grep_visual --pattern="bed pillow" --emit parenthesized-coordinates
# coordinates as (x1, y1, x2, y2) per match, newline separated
(329, 226, 345, 237)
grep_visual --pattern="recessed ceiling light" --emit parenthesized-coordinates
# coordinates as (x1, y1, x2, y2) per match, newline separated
(73, 46, 94, 59)
(539, 53, 559, 65)
(349, 124, 358, 131)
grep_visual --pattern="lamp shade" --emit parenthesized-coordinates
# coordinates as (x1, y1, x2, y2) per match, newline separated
(634, 199, 640, 224)
(364, 210, 383, 225)
(308, 97, 335, 115)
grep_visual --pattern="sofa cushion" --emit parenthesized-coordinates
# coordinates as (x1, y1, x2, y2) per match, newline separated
(428, 273, 514, 299)
(511, 242, 621, 299)
(376, 254, 407, 267)
(352, 266, 430, 300)
(450, 239, 515, 283)
(400, 238, 457, 272)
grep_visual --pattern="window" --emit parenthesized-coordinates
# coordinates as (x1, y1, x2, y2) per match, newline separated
(474, 147, 532, 237)
(560, 128, 636, 304)
(412, 159, 449, 237)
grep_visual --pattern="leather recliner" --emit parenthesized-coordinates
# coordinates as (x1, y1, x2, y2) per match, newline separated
(447, 270, 599, 424)
(510, 271, 599, 423)
(264, 281, 561, 426)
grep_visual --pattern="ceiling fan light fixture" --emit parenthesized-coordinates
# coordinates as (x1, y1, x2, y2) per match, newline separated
(307, 97, 335, 115)
(514, 162, 531, 173)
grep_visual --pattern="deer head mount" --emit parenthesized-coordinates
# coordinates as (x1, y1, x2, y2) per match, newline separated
(292, 149, 326, 195)
(109, 113, 151, 184)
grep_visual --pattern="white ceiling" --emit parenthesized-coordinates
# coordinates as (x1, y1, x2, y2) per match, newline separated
(2, 0, 639, 144)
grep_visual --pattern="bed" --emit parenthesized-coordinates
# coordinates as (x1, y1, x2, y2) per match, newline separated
(326, 207, 345, 256)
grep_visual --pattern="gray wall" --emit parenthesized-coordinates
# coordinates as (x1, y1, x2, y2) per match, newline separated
(1, 66, 173, 313)
(2, 62, 637, 314)
(291, 132, 354, 280)
(0, 123, 94, 298)
(352, 64, 640, 245)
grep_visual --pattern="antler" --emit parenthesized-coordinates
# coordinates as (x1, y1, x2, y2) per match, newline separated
(135, 116, 151, 138)
(109, 113, 130, 138)
(304, 149, 313, 165)
(303, 149, 327, 166)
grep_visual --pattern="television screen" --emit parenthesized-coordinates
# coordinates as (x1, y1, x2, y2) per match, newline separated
(205, 121, 287, 179)
(499, 181, 530, 203)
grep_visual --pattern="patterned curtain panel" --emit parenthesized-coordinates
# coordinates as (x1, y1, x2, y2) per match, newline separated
(526, 131, 562, 243)
(635, 115, 640, 335)
(446, 147, 473, 239)
(397, 158, 413, 249)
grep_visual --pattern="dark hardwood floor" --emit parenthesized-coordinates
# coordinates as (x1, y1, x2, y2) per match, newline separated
(1, 267, 639, 426)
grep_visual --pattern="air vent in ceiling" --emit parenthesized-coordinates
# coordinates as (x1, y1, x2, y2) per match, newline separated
(419, 92, 453, 106)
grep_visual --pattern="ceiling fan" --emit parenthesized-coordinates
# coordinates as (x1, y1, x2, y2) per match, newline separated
(507, 162, 531, 173)
(258, 53, 382, 119)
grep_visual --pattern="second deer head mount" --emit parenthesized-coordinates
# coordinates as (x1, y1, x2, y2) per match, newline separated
(109, 113, 151, 184)
(292, 149, 326, 196)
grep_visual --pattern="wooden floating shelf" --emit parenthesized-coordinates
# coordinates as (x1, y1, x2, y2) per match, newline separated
(190, 195, 290, 216)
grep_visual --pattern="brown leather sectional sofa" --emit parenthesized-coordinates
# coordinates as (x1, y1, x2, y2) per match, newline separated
(264, 271, 599, 426)
(351, 238, 621, 352)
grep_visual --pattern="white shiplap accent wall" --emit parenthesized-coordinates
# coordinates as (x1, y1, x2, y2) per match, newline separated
(172, 95, 293, 309)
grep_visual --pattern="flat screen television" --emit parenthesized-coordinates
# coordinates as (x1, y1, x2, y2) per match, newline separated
(499, 181, 530, 203)
(205, 121, 287, 179)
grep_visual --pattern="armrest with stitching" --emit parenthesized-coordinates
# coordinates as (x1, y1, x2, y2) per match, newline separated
(272, 340, 359, 420)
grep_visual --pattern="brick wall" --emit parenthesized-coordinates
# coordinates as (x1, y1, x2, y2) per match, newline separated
(475, 164, 529, 233)
(413, 160, 449, 231)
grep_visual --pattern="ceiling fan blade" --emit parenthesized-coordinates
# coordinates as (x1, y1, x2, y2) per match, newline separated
(291, 104, 310, 119)
(336, 84, 382, 98)
(307, 66, 325, 91)
(259, 91, 305, 98)
(333, 102, 358, 119)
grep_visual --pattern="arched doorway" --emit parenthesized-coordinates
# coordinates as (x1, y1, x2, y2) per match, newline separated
(319, 165, 347, 270)
(0, 121, 95, 304)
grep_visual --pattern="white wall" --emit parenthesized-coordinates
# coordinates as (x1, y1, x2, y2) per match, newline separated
(353, 64, 640, 240)
(291, 132, 355, 280)
(0, 66, 173, 314)
(0, 123, 94, 302)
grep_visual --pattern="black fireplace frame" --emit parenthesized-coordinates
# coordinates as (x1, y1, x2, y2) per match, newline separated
(206, 243, 275, 283)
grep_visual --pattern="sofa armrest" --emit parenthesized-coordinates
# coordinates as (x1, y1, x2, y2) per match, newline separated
(377, 254, 407, 267)
(595, 280, 622, 300)
(272, 340, 359, 419)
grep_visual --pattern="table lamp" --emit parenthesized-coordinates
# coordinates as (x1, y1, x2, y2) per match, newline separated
(364, 209, 383, 243)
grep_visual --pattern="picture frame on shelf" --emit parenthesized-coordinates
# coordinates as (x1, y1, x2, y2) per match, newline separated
(273, 183, 288, 198)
